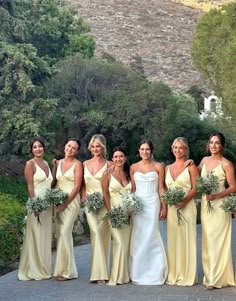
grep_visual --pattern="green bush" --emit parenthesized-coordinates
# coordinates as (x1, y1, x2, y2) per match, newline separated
(0, 176, 27, 204)
(0, 193, 26, 269)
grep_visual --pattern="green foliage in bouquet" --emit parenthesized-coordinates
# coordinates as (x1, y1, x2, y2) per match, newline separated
(44, 188, 68, 206)
(26, 196, 49, 224)
(195, 171, 219, 213)
(85, 192, 104, 214)
(44, 188, 68, 224)
(162, 187, 186, 226)
(104, 206, 130, 229)
(220, 193, 236, 213)
(121, 191, 143, 215)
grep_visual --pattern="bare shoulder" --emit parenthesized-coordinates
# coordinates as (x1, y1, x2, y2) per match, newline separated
(75, 159, 83, 168)
(107, 160, 113, 168)
(154, 161, 164, 172)
(130, 162, 139, 172)
(222, 158, 234, 170)
(25, 160, 35, 170)
(188, 163, 198, 173)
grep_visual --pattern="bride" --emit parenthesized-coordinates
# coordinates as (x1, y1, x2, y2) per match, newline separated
(129, 139, 168, 285)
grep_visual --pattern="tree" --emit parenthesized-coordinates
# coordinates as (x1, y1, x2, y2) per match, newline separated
(0, 0, 95, 157)
(191, 3, 236, 118)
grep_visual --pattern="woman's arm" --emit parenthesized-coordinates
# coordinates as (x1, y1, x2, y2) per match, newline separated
(156, 162, 167, 219)
(101, 171, 111, 211)
(81, 161, 87, 203)
(175, 164, 199, 209)
(57, 161, 83, 212)
(130, 164, 136, 193)
(51, 159, 58, 188)
(206, 160, 236, 201)
(24, 160, 35, 198)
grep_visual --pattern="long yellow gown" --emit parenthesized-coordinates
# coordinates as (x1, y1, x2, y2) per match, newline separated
(165, 167, 197, 286)
(53, 160, 80, 279)
(201, 163, 235, 288)
(107, 175, 132, 286)
(18, 161, 52, 280)
(84, 164, 110, 281)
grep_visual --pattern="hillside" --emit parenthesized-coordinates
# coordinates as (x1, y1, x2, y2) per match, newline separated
(71, 0, 234, 92)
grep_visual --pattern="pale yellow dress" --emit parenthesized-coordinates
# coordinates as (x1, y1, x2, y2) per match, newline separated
(201, 163, 235, 288)
(165, 167, 197, 286)
(107, 175, 132, 286)
(18, 161, 52, 280)
(84, 163, 111, 281)
(53, 160, 80, 279)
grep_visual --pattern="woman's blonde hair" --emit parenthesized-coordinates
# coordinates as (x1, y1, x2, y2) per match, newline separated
(88, 134, 107, 158)
(171, 137, 189, 159)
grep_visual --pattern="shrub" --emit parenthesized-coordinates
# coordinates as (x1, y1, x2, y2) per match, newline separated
(0, 193, 26, 270)
(0, 176, 27, 204)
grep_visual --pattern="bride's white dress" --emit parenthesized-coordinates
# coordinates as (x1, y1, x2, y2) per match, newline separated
(130, 171, 168, 285)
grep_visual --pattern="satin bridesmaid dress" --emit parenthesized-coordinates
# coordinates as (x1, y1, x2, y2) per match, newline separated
(53, 160, 80, 279)
(18, 161, 53, 280)
(84, 163, 110, 282)
(201, 163, 235, 288)
(165, 167, 197, 286)
(107, 175, 132, 286)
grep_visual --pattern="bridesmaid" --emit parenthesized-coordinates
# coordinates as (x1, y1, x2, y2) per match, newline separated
(82, 134, 112, 284)
(101, 147, 131, 286)
(165, 137, 198, 286)
(53, 139, 83, 281)
(18, 137, 53, 280)
(198, 132, 235, 289)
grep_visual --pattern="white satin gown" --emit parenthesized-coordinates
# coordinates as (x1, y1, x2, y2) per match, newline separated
(130, 171, 168, 285)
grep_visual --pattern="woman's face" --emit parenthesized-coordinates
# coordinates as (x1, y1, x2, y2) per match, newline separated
(64, 140, 79, 157)
(139, 143, 152, 160)
(90, 141, 104, 157)
(112, 151, 127, 167)
(208, 135, 222, 155)
(172, 141, 187, 159)
(32, 140, 44, 158)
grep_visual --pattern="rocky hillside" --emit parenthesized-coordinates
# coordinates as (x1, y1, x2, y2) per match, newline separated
(71, 0, 234, 92)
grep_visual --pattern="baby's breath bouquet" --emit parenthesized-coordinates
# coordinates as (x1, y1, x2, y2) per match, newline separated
(44, 188, 68, 223)
(104, 206, 130, 229)
(26, 196, 49, 224)
(220, 193, 236, 213)
(162, 187, 186, 226)
(120, 191, 143, 215)
(195, 171, 219, 213)
(85, 192, 104, 214)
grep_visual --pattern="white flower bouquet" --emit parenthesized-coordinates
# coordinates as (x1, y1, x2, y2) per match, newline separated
(104, 206, 130, 229)
(220, 193, 236, 213)
(26, 196, 49, 224)
(195, 171, 219, 213)
(44, 188, 68, 223)
(121, 191, 143, 215)
(162, 187, 186, 226)
(85, 192, 104, 214)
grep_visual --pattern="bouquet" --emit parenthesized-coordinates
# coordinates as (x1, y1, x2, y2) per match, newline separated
(103, 206, 130, 229)
(120, 191, 143, 215)
(85, 192, 104, 214)
(162, 186, 186, 226)
(26, 196, 49, 224)
(220, 193, 236, 213)
(195, 171, 219, 213)
(44, 188, 68, 223)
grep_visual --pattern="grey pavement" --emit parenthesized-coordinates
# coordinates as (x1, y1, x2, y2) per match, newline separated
(0, 220, 236, 301)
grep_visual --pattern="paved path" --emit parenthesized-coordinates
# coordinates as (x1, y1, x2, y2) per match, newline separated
(0, 220, 236, 301)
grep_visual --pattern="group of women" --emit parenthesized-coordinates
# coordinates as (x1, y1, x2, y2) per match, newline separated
(18, 133, 236, 290)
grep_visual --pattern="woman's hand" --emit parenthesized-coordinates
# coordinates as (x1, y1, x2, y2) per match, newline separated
(159, 203, 167, 220)
(56, 203, 67, 212)
(175, 201, 185, 210)
(52, 159, 59, 168)
(206, 194, 216, 201)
